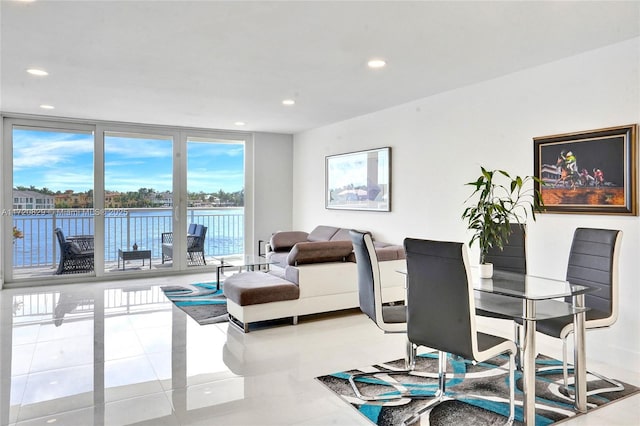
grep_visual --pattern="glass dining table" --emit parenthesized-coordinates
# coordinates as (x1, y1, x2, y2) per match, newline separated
(397, 267, 593, 425)
(473, 269, 593, 425)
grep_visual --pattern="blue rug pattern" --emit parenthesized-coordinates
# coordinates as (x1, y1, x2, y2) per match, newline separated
(161, 282, 228, 324)
(317, 352, 639, 426)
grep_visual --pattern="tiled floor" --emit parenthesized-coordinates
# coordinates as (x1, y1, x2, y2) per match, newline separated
(1, 273, 638, 426)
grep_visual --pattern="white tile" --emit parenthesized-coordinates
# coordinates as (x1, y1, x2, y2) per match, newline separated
(1, 274, 638, 426)
(17, 365, 94, 421)
(104, 355, 165, 402)
(29, 338, 94, 373)
(14, 407, 95, 426)
(104, 393, 177, 426)
(11, 344, 36, 376)
(104, 329, 145, 361)
(11, 324, 41, 346)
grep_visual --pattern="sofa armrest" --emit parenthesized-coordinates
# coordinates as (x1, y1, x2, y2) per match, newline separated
(270, 231, 309, 251)
(287, 240, 353, 266)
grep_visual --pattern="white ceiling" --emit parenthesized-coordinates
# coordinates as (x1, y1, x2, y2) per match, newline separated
(1, 1, 639, 134)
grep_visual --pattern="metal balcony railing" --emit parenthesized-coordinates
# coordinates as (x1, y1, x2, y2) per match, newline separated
(11, 207, 244, 268)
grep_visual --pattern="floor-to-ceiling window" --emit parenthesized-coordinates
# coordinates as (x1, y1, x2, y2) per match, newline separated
(3, 117, 248, 285)
(186, 137, 245, 261)
(7, 122, 95, 281)
(103, 131, 174, 274)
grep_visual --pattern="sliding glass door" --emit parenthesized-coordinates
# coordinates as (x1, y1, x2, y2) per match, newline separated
(3, 117, 249, 284)
(103, 131, 174, 274)
(7, 121, 95, 280)
(186, 137, 245, 263)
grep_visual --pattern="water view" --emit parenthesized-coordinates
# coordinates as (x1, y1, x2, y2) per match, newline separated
(11, 208, 244, 268)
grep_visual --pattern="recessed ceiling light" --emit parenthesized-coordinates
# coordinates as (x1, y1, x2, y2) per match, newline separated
(27, 68, 48, 76)
(367, 59, 387, 69)
(282, 99, 295, 106)
(234, 121, 246, 126)
(40, 104, 55, 110)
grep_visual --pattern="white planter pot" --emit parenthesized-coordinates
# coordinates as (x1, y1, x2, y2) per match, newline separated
(479, 263, 493, 278)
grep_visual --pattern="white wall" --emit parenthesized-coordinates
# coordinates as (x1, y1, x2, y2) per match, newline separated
(292, 38, 640, 368)
(253, 132, 294, 248)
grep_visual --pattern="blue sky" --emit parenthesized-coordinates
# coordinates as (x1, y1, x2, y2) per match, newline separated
(13, 129, 244, 193)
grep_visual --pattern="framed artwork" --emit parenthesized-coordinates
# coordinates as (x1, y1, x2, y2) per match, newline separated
(326, 147, 391, 211)
(533, 124, 637, 215)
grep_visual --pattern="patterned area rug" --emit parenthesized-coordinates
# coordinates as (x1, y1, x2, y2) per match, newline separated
(160, 282, 228, 325)
(317, 352, 639, 426)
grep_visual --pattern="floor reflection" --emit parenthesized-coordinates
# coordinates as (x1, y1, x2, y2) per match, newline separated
(1, 283, 242, 426)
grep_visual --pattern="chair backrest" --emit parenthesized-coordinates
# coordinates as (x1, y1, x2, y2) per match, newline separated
(565, 228, 622, 324)
(483, 223, 527, 274)
(350, 229, 384, 327)
(54, 228, 66, 246)
(188, 223, 197, 235)
(404, 238, 477, 361)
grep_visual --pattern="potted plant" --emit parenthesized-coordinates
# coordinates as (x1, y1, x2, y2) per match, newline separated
(462, 166, 543, 278)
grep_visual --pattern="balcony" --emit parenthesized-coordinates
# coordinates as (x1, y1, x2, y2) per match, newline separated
(11, 208, 244, 279)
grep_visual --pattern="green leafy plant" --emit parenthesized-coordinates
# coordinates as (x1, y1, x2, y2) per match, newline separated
(462, 167, 544, 264)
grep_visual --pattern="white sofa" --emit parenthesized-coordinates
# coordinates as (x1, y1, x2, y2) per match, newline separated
(224, 225, 406, 332)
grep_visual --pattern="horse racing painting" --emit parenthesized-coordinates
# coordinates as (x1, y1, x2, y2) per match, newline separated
(534, 124, 637, 215)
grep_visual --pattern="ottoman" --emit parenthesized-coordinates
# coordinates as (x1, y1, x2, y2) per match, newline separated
(223, 271, 300, 332)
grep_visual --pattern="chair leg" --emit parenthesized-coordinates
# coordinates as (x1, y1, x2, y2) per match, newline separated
(514, 322, 522, 371)
(349, 340, 432, 402)
(348, 370, 413, 401)
(402, 351, 449, 425)
(507, 352, 515, 425)
(537, 332, 624, 400)
(562, 333, 624, 397)
(405, 340, 416, 370)
(562, 335, 569, 390)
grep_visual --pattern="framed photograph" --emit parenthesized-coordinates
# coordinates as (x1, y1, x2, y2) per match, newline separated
(326, 147, 391, 211)
(533, 124, 637, 215)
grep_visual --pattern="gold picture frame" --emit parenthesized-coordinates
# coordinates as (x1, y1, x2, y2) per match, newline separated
(533, 124, 637, 215)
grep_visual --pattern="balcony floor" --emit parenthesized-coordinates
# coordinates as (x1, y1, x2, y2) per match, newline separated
(11, 257, 211, 280)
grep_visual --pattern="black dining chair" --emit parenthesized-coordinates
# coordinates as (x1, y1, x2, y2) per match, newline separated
(483, 223, 527, 274)
(531, 228, 623, 397)
(403, 238, 516, 425)
(475, 224, 527, 366)
(348, 229, 419, 401)
(476, 224, 527, 318)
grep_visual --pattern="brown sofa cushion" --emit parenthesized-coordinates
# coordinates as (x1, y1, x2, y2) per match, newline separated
(307, 225, 340, 242)
(375, 245, 406, 261)
(287, 240, 353, 265)
(223, 272, 299, 306)
(269, 231, 309, 251)
(329, 228, 352, 241)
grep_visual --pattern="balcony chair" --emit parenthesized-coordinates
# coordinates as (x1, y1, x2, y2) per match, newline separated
(54, 228, 94, 274)
(403, 238, 516, 425)
(347, 229, 419, 401)
(528, 228, 624, 398)
(162, 224, 208, 266)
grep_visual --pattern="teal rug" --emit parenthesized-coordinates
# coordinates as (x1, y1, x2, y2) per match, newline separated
(160, 282, 228, 325)
(317, 352, 639, 426)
